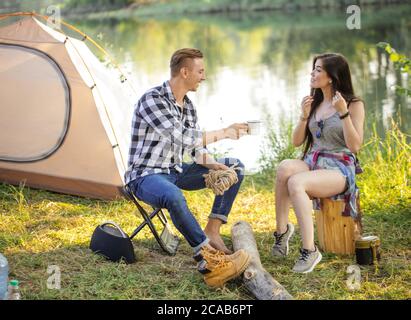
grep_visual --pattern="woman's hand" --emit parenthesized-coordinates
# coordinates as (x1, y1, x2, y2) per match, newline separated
(224, 123, 249, 140)
(301, 96, 314, 118)
(332, 91, 348, 114)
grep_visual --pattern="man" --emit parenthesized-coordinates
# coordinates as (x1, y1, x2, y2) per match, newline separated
(125, 48, 250, 288)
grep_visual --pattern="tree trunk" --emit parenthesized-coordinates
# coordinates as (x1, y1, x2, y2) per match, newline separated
(231, 220, 293, 300)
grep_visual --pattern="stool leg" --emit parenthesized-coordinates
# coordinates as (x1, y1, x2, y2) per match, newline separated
(124, 185, 180, 255)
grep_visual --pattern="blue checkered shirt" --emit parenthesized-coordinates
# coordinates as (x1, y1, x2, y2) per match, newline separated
(124, 81, 209, 184)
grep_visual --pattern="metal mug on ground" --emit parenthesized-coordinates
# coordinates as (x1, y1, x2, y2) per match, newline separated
(355, 235, 381, 265)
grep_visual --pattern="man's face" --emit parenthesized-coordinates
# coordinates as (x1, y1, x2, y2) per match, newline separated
(185, 58, 206, 91)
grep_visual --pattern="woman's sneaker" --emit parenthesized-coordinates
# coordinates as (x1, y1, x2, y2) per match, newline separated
(292, 246, 322, 273)
(271, 223, 295, 257)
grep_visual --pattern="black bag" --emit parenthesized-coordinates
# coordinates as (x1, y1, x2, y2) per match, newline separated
(90, 222, 136, 264)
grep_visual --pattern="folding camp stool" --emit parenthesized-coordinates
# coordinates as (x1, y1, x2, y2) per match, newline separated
(123, 184, 180, 255)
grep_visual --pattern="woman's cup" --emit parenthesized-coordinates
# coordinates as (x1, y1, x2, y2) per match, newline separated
(247, 120, 261, 135)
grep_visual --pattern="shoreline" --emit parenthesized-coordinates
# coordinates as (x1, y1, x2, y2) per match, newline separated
(57, 0, 409, 20)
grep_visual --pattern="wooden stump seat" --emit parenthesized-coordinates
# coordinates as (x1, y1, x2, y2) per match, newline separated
(315, 199, 361, 255)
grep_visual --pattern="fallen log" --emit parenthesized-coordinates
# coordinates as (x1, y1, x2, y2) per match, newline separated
(231, 220, 293, 300)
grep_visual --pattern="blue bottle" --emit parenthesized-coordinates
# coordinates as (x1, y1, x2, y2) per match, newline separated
(0, 253, 9, 300)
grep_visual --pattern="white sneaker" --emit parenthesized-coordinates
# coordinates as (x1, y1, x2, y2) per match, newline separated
(292, 246, 322, 273)
(271, 223, 295, 257)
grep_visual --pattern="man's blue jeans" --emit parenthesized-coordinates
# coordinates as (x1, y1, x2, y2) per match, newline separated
(127, 158, 245, 253)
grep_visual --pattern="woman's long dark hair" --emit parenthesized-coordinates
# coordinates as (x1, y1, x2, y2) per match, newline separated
(302, 53, 361, 158)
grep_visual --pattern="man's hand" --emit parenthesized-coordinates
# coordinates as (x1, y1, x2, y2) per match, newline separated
(196, 153, 229, 170)
(224, 123, 249, 140)
(205, 162, 229, 171)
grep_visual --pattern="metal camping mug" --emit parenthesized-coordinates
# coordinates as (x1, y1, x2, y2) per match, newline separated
(355, 235, 381, 265)
(247, 120, 261, 135)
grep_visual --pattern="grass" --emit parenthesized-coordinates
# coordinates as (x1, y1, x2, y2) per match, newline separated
(0, 124, 410, 300)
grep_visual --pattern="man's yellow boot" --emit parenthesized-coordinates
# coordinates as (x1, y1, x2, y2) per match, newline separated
(194, 245, 251, 288)
(205, 245, 244, 262)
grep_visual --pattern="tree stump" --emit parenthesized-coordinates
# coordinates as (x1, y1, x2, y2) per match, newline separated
(231, 220, 293, 300)
(315, 199, 362, 255)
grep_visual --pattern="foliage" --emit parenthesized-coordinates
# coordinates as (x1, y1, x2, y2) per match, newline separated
(377, 42, 411, 97)
(357, 120, 411, 216)
(258, 115, 300, 181)
(64, 0, 135, 11)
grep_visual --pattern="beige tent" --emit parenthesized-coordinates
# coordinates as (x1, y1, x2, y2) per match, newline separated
(0, 14, 134, 200)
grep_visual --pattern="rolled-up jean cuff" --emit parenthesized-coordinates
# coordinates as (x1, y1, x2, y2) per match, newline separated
(208, 213, 228, 224)
(192, 237, 210, 254)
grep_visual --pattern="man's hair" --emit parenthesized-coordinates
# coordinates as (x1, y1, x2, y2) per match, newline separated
(170, 48, 203, 77)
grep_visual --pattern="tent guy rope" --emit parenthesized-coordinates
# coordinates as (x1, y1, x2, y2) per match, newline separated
(0, 11, 137, 95)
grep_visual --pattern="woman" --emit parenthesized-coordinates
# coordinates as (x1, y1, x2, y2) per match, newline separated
(271, 53, 365, 273)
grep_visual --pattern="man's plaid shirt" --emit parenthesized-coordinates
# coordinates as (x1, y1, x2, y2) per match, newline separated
(124, 81, 209, 184)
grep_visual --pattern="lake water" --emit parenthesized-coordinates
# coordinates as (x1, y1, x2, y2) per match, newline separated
(69, 5, 411, 172)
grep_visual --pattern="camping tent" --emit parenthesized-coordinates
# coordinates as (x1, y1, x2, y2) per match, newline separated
(0, 13, 134, 200)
